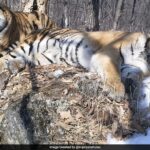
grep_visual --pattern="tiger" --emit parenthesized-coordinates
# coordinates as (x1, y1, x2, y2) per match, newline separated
(0, 27, 150, 99)
(0, 4, 57, 56)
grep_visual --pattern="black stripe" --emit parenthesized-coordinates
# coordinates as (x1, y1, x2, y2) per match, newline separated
(75, 39, 83, 65)
(0, 53, 3, 57)
(10, 43, 17, 49)
(42, 38, 51, 53)
(41, 53, 54, 63)
(131, 44, 134, 55)
(0, 21, 8, 32)
(24, 39, 29, 44)
(71, 50, 76, 64)
(39, 28, 49, 36)
(40, 30, 50, 41)
(60, 57, 70, 65)
(65, 40, 74, 58)
(4, 47, 10, 52)
(20, 46, 26, 53)
(9, 45, 15, 49)
(37, 42, 41, 53)
(53, 39, 57, 46)
(33, 0, 38, 11)
(119, 44, 124, 64)
(46, 18, 50, 27)
(9, 53, 16, 58)
(37, 60, 41, 65)
(46, 38, 50, 50)
(28, 21, 34, 30)
(29, 43, 33, 55)
(13, 42, 18, 46)
(32, 21, 38, 30)
(49, 32, 61, 39)
(37, 30, 50, 52)
(120, 66, 129, 72)
(32, 11, 39, 20)
(61, 38, 69, 44)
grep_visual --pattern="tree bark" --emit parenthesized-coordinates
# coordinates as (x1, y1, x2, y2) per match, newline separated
(23, 0, 34, 12)
(1, 0, 150, 31)
(23, 0, 48, 13)
(113, 0, 123, 30)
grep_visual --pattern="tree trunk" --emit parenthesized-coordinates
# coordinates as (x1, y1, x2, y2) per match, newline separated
(23, 0, 48, 13)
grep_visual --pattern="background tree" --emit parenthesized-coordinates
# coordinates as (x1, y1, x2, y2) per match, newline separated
(0, 0, 149, 32)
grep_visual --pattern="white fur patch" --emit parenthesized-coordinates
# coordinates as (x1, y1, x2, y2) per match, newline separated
(121, 35, 149, 74)
(0, 10, 8, 37)
(90, 53, 106, 80)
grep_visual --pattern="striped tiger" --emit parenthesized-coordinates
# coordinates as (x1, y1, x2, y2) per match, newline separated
(0, 4, 57, 55)
(0, 28, 150, 99)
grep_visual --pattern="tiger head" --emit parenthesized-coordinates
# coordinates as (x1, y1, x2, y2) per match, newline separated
(0, 4, 12, 34)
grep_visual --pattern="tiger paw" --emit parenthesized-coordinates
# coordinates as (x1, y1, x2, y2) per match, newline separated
(121, 65, 143, 99)
(0, 56, 26, 90)
(105, 81, 126, 102)
(123, 77, 141, 100)
(0, 56, 26, 75)
(7, 58, 26, 75)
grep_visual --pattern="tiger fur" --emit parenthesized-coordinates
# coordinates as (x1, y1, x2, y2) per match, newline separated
(0, 4, 57, 55)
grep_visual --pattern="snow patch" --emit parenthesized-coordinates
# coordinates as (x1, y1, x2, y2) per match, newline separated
(53, 69, 64, 78)
(107, 128, 150, 144)
(139, 77, 150, 109)
(107, 77, 150, 144)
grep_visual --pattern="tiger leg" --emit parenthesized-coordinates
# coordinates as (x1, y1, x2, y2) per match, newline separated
(121, 64, 143, 99)
(120, 35, 149, 99)
(90, 52, 125, 100)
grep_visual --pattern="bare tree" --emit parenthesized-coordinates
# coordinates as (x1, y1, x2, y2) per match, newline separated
(23, 0, 48, 13)
(113, 0, 123, 30)
(1, 0, 150, 31)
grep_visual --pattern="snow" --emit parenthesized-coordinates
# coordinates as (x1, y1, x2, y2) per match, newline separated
(107, 128, 150, 144)
(53, 69, 64, 78)
(139, 77, 150, 109)
(107, 77, 150, 144)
